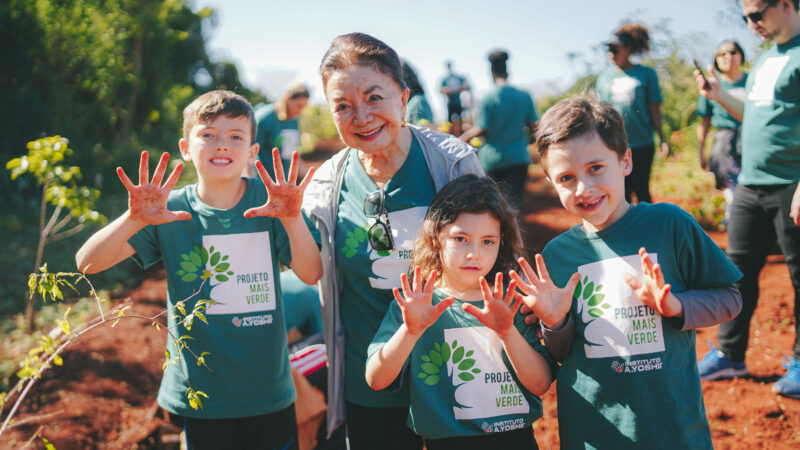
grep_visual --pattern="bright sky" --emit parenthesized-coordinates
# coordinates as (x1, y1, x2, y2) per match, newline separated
(199, 0, 760, 121)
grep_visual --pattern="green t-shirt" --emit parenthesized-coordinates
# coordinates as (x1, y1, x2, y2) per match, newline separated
(739, 34, 800, 186)
(281, 269, 321, 338)
(596, 64, 663, 148)
(254, 103, 300, 180)
(541, 203, 741, 450)
(475, 85, 538, 171)
(406, 94, 434, 126)
(368, 289, 551, 439)
(335, 137, 436, 407)
(128, 178, 295, 418)
(697, 75, 747, 130)
(441, 73, 466, 108)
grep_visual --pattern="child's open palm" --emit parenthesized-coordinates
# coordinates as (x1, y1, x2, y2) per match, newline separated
(244, 148, 315, 219)
(622, 247, 683, 317)
(510, 255, 580, 329)
(393, 267, 454, 335)
(117, 151, 192, 225)
(462, 273, 520, 338)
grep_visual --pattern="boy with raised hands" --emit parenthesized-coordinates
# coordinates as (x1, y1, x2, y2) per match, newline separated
(76, 90, 321, 450)
(512, 97, 742, 449)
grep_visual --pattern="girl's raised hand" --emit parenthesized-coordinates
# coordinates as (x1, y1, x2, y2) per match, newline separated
(510, 255, 580, 329)
(394, 267, 454, 335)
(622, 247, 683, 317)
(462, 273, 520, 338)
(117, 151, 191, 226)
(244, 148, 315, 219)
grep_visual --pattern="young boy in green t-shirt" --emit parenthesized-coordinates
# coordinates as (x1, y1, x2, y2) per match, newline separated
(513, 97, 742, 448)
(76, 90, 321, 450)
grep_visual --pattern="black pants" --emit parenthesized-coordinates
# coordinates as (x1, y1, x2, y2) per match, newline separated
(346, 402, 423, 450)
(182, 403, 298, 450)
(426, 426, 538, 449)
(625, 143, 655, 204)
(718, 183, 800, 360)
(487, 163, 529, 211)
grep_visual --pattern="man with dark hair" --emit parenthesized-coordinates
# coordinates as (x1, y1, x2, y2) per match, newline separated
(695, 0, 800, 399)
(440, 60, 470, 135)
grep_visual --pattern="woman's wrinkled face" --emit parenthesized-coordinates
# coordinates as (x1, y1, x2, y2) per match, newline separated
(324, 65, 408, 155)
(715, 43, 742, 74)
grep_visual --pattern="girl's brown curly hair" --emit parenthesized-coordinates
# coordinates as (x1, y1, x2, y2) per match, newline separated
(410, 174, 525, 285)
(615, 23, 650, 54)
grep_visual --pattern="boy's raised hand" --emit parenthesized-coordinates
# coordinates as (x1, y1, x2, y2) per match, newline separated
(462, 273, 520, 338)
(510, 255, 580, 329)
(394, 267, 454, 335)
(244, 148, 315, 219)
(117, 151, 191, 225)
(622, 247, 683, 317)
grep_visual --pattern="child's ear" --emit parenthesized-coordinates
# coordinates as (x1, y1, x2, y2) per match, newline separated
(249, 142, 260, 163)
(621, 148, 633, 176)
(178, 138, 191, 162)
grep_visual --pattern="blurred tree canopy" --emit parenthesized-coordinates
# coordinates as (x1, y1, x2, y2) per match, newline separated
(0, 0, 265, 198)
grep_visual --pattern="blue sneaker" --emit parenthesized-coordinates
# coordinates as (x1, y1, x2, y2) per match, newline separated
(698, 341, 748, 380)
(772, 356, 800, 399)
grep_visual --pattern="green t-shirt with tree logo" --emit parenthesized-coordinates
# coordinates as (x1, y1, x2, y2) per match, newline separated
(739, 34, 800, 186)
(335, 136, 436, 407)
(542, 203, 741, 449)
(368, 289, 551, 439)
(128, 177, 295, 418)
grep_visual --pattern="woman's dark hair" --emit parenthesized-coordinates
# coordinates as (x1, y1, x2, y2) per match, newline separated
(714, 40, 746, 72)
(402, 61, 425, 97)
(613, 23, 650, 54)
(410, 174, 524, 283)
(488, 50, 509, 79)
(319, 32, 406, 92)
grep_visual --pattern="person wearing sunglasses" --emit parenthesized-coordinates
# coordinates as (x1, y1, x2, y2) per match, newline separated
(301, 33, 483, 449)
(595, 23, 668, 205)
(251, 81, 311, 180)
(694, 0, 800, 400)
(696, 40, 748, 224)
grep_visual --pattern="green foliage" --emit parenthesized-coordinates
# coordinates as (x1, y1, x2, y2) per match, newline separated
(574, 277, 609, 318)
(298, 105, 339, 153)
(417, 340, 481, 386)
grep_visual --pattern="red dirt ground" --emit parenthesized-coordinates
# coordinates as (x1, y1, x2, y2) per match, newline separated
(2, 165, 799, 449)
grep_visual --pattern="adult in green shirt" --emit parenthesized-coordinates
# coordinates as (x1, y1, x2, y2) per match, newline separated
(304, 32, 484, 449)
(402, 60, 434, 127)
(459, 50, 538, 209)
(596, 23, 670, 204)
(697, 40, 748, 210)
(695, 0, 800, 399)
(251, 82, 310, 180)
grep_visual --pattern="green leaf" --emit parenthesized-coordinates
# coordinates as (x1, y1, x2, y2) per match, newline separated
(458, 372, 475, 382)
(465, 350, 474, 358)
(345, 238, 358, 248)
(28, 274, 37, 293)
(182, 273, 198, 282)
(440, 342, 451, 363)
(210, 251, 221, 266)
(588, 293, 605, 306)
(222, 255, 229, 261)
(345, 249, 356, 258)
(190, 251, 202, 266)
(200, 246, 209, 264)
(377, 250, 391, 257)
(421, 355, 430, 362)
(40, 436, 55, 450)
(429, 350, 443, 366)
(417, 372, 427, 379)
(602, 303, 611, 309)
(53, 354, 63, 366)
(216, 262, 230, 271)
(458, 358, 476, 371)
(471, 368, 480, 374)
(583, 282, 595, 300)
(588, 308, 604, 318)
(434, 342, 440, 351)
(176, 302, 186, 316)
(424, 375, 440, 385)
(354, 227, 367, 242)
(180, 261, 198, 273)
(215, 274, 229, 282)
(452, 346, 464, 363)
(420, 362, 439, 375)
(573, 280, 582, 299)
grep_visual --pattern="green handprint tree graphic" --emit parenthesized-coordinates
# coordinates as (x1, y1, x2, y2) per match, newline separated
(574, 276, 611, 318)
(175, 245, 234, 283)
(342, 224, 390, 258)
(417, 339, 482, 386)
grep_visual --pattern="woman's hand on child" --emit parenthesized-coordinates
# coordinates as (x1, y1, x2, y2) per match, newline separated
(510, 255, 580, 329)
(394, 267, 454, 336)
(117, 151, 192, 226)
(244, 148, 315, 219)
(622, 247, 684, 317)
(462, 273, 520, 338)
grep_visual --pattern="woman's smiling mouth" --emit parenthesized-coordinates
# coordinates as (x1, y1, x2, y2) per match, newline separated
(355, 125, 384, 141)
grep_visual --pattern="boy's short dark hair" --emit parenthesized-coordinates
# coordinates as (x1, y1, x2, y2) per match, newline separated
(536, 98, 628, 173)
(183, 90, 256, 143)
